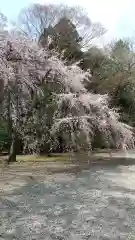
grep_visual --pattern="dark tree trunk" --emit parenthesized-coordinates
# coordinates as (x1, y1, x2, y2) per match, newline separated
(57, 135, 63, 153)
(16, 137, 23, 155)
(7, 133, 16, 163)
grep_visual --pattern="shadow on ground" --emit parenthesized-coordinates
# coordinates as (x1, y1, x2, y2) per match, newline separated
(0, 165, 135, 239)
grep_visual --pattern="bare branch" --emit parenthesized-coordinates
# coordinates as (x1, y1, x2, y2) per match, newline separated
(18, 3, 106, 48)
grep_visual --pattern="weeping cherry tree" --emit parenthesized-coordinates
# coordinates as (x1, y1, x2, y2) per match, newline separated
(0, 30, 134, 162)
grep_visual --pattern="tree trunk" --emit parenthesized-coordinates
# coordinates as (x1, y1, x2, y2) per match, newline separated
(58, 135, 63, 153)
(7, 133, 16, 163)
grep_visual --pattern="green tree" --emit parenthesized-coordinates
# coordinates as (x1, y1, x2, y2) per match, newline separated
(80, 46, 106, 93)
(39, 17, 83, 62)
(89, 39, 135, 126)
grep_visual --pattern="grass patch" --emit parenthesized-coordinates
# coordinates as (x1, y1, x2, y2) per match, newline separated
(16, 153, 71, 162)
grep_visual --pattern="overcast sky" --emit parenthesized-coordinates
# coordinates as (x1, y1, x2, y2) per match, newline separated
(0, 0, 135, 45)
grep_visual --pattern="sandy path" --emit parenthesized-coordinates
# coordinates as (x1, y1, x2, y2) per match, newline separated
(0, 164, 135, 239)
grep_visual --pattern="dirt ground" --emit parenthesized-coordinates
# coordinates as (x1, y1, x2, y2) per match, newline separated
(0, 160, 135, 239)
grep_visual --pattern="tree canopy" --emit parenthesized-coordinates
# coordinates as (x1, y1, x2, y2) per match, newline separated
(39, 17, 83, 62)
(0, 7, 135, 161)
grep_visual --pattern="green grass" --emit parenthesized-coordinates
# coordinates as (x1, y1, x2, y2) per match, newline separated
(16, 153, 71, 162)
(0, 150, 118, 163)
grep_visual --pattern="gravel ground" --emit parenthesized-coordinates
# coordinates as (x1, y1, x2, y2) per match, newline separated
(0, 163, 135, 240)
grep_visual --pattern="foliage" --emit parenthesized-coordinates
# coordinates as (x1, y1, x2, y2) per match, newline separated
(89, 39, 135, 126)
(39, 17, 83, 62)
(0, 31, 134, 158)
(0, 10, 134, 160)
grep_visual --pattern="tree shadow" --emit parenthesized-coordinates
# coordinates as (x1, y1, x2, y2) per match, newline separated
(0, 175, 80, 240)
(0, 165, 135, 239)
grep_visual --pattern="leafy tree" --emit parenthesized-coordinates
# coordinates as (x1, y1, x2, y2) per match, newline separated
(39, 17, 83, 62)
(101, 39, 135, 93)
(0, 26, 134, 163)
(80, 46, 106, 93)
(88, 39, 135, 127)
(81, 47, 105, 71)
